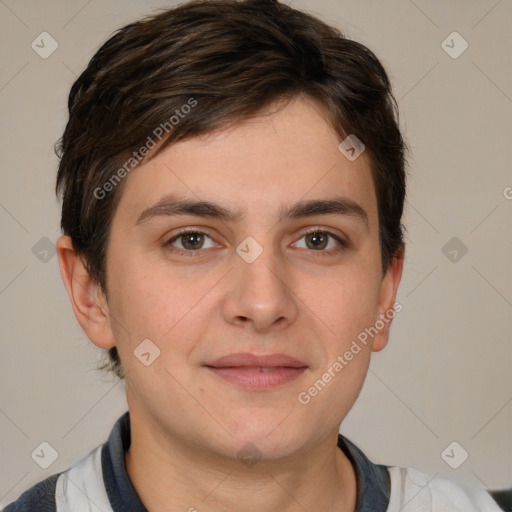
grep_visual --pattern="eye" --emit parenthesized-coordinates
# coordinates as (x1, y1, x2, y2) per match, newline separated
(292, 229, 348, 253)
(165, 230, 217, 254)
(163, 227, 349, 257)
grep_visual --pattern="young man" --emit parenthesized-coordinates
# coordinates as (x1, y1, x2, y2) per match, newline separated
(4, 0, 507, 510)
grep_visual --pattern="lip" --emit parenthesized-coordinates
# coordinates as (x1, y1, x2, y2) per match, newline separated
(205, 352, 307, 368)
(203, 352, 308, 390)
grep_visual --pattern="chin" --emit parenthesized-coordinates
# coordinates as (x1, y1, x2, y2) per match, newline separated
(220, 416, 304, 457)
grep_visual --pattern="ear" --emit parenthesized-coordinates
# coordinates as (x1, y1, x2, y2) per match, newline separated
(371, 245, 404, 352)
(56, 235, 116, 349)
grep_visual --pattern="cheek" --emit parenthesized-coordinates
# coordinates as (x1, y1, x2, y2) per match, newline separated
(109, 254, 170, 328)
(299, 271, 380, 418)
(305, 280, 379, 414)
(107, 261, 214, 365)
(304, 266, 382, 345)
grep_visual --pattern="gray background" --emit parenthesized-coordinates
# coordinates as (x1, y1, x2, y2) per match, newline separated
(1, 0, 511, 506)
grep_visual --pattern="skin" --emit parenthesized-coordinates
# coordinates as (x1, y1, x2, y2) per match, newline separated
(57, 95, 403, 512)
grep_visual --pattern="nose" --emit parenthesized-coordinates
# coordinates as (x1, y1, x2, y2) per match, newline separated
(221, 242, 299, 333)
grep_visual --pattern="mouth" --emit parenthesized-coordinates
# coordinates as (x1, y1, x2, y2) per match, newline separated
(203, 353, 308, 390)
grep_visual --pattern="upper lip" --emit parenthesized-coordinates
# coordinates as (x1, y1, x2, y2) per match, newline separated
(204, 352, 308, 368)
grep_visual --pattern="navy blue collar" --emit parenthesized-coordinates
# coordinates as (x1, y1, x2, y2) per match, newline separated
(101, 411, 146, 511)
(101, 412, 390, 512)
(338, 433, 391, 511)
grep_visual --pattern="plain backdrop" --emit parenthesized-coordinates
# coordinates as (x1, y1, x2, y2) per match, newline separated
(1, 0, 511, 507)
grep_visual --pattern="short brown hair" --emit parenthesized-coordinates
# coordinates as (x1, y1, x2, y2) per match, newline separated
(55, 0, 407, 379)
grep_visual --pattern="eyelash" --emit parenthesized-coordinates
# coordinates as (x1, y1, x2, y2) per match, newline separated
(163, 227, 349, 257)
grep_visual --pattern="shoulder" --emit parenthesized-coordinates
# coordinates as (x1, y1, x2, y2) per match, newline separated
(3, 413, 131, 512)
(2, 473, 60, 512)
(387, 465, 506, 512)
(3, 445, 108, 512)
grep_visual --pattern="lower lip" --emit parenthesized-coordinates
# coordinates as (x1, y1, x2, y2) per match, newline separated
(205, 366, 307, 390)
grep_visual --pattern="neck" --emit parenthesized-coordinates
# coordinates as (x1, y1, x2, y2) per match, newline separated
(124, 407, 357, 512)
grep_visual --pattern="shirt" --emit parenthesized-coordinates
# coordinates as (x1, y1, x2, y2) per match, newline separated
(3, 411, 506, 511)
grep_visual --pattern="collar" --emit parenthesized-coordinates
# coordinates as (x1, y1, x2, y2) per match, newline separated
(101, 411, 390, 512)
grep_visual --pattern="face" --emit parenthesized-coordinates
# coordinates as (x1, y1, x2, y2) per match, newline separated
(79, 96, 402, 460)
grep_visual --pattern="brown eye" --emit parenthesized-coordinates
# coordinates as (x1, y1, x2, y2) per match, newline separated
(292, 229, 348, 254)
(165, 230, 216, 254)
(180, 232, 205, 250)
(305, 231, 329, 250)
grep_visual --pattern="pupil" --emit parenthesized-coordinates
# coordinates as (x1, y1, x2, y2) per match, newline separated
(308, 232, 326, 250)
(184, 233, 203, 249)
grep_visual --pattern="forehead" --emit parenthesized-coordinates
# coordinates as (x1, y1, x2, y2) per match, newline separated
(112, 96, 377, 227)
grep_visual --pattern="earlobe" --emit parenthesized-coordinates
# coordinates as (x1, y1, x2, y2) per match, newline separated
(371, 245, 405, 352)
(56, 235, 116, 349)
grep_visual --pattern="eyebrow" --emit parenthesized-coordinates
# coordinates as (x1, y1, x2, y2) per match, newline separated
(135, 195, 369, 230)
